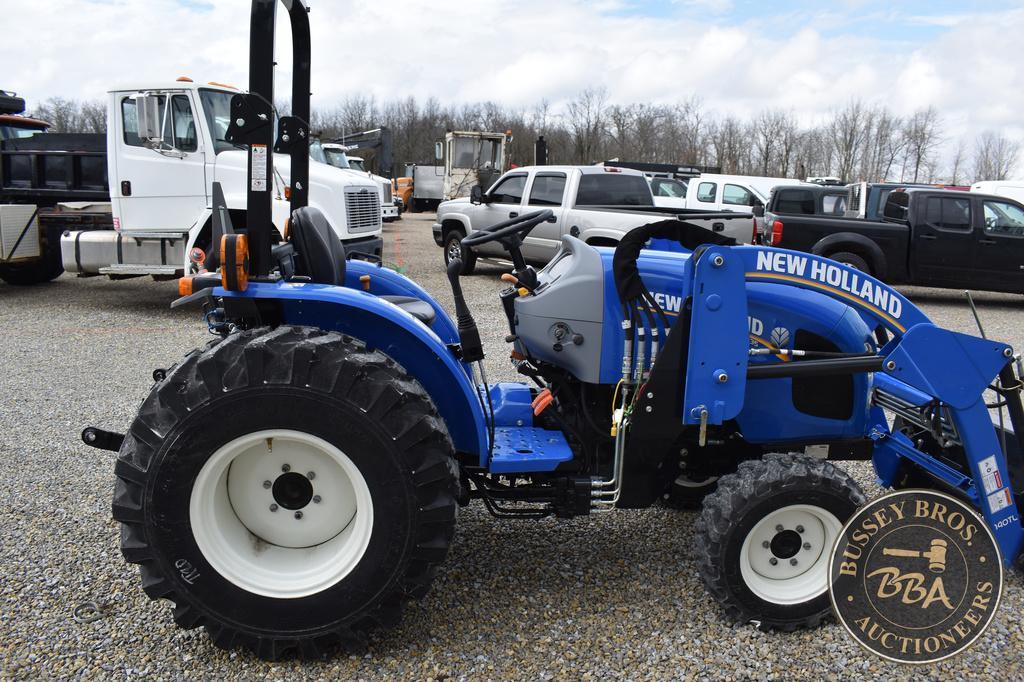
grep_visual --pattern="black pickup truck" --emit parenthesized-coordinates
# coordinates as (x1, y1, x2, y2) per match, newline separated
(761, 187, 1024, 294)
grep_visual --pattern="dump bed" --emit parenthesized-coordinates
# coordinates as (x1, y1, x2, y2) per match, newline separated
(0, 133, 109, 205)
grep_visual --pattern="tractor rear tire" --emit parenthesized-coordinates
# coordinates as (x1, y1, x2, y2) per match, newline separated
(112, 326, 458, 660)
(694, 455, 865, 631)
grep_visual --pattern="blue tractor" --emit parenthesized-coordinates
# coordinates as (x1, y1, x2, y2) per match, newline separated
(87, 0, 1024, 660)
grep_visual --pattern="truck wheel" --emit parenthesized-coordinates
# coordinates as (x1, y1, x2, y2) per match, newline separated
(112, 326, 458, 660)
(664, 474, 719, 509)
(827, 252, 870, 275)
(694, 455, 865, 631)
(443, 231, 476, 275)
(0, 237, 63, 285)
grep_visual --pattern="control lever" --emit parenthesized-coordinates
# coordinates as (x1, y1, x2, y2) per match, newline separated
(447, 259, 484, 362)
(501, 272, 532, 294)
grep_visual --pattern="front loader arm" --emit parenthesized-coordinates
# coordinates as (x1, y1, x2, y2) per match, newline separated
(682, 246, 1024, 566)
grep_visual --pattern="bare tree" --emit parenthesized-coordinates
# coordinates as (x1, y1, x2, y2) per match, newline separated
(826, 100, 869, 182)
(947, 138, 968, 185)
(564, 87, 608, 164)
(973, 131, 1020, 182)
(900, 107, 943, 183)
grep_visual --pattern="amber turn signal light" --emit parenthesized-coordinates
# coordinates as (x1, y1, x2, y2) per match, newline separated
(220, 233, 249, 292)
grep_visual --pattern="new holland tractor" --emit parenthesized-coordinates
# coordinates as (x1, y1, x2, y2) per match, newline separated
(86, 0, 1024, 660)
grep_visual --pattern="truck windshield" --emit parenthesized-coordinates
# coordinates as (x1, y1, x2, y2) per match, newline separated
(576, 173, 654, 206)
(308, 139, 327, 164)
(651, 178, 687, 198)
(199, 88, 237, 154)
(322, 147, 350, 168)
(348, 157, 366, 171)
(452, 137, 502, 170)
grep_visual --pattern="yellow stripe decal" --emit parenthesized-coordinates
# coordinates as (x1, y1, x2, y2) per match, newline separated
(746, 272, 906, 333)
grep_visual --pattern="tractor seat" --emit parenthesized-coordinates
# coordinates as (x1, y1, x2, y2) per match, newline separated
(289, 206, 435, 326)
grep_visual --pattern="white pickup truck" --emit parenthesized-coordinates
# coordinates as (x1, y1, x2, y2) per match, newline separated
(43, 79, 382, 281)
(432, 165, 754, 273)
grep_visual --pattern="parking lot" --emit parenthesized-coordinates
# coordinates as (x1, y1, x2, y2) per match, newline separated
(1, 212, 1022, 680)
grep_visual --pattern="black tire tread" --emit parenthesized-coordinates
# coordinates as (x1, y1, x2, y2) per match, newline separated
(112, 326, 458, 660)
(694, 454, 865, 631)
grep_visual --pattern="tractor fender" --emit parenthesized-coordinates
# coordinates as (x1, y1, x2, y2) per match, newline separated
(811, 233, 888, 279)
(216, 281, 488, 459)
(344, 259, 459, 344)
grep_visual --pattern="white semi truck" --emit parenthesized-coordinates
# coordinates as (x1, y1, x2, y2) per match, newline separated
(319, 142, 400, 222)
(0, 80, 381, 285)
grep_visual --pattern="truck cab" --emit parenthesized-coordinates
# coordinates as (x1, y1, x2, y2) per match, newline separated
(442, 130, 510, 201)
(884, 188, 1024, 292)
(319, 143, 399, 222)
(61, 79, 382, 279)
(0, 90, 49, 140)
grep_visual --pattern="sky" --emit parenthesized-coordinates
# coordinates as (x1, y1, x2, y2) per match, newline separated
(5, 0, 1024, 156)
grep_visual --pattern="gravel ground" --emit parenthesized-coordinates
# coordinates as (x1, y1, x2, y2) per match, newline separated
(1, 213, 1022, 680)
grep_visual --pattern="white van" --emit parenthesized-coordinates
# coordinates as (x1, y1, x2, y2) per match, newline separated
(686, 174, 808, 212)
(970, 181, 1024, 205)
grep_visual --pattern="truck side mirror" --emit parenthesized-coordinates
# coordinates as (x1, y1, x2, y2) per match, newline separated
(752, 204, 765, 218)
(434, 141, 444, 161)
(135, 94, 164, 148)
(470, 185, 483, 205)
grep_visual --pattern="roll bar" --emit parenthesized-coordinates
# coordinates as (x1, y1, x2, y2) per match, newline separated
(225, 0, 311, 277)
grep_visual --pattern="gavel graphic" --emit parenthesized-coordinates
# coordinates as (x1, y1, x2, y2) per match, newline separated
(882, 538, 948, 573)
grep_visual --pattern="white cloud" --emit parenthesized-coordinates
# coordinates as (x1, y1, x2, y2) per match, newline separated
(3, 0, 1022, 155)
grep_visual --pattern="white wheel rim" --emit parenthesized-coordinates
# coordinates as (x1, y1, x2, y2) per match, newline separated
(739, 504, 841, 605)
(190, 429, 374, 599)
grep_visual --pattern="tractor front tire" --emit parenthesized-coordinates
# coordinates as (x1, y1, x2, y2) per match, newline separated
(112, 326, 458, 660)
(694, 455, 864, 631)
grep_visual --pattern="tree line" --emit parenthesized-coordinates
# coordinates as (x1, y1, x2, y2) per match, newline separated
(29, 90, 1019, 184)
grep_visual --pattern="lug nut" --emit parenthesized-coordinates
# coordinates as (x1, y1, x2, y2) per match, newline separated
(262, 480, 272, 489)
(762, 541, 770, 549)
(790, 558, 798, 566)
(269, 504, 278, 512)
(775, 524, 784, 532)
(281, 464, 291, 472)
(313, 495, 322, 504)
(769, 557, 778, 566)
(307, 471, 316, 480)
(294, 511, 303, 520)
(796, 525, 804, 533)
(803, 542, 811, 550)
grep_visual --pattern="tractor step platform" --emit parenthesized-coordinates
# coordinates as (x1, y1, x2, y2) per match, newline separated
(489, 427, 573, 473)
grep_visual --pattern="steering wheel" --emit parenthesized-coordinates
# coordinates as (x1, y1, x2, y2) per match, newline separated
(462, 209, 554, 248)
